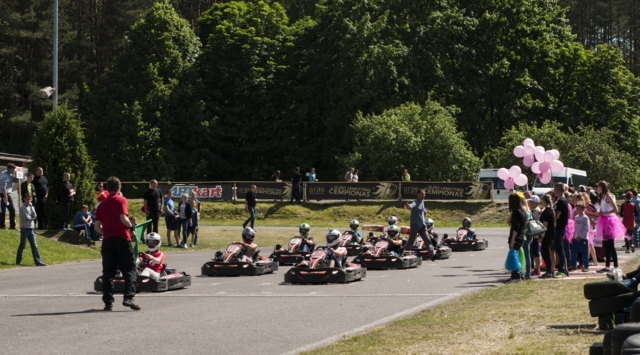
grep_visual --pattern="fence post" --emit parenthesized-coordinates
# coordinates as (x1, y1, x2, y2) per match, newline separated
(398, 182, 402, 201)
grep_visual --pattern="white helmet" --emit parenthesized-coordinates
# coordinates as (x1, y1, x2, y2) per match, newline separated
(145, 232, 162, 252)
(425, 218, 434, 231)
(387, 216, 397, 225)
(326, 229, 341, 247)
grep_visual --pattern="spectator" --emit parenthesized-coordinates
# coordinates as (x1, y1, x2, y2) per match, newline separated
(32, 167, 49, 230)
(538, 194, 556, 279)
(345, 168, 354, 182)
(163, 189, 180, 247)
(16, 194, 46, 266)
(60, 172, 76, 231)
(632, 189, 640, 248)
(308, 168, 318, 182)
(188, 190, 201, 214)
(402, 169, 411, 182)
(21, 172, 36, 200)
(143, 180, 163, 235)
(595, 180, 626, 273)
(570, 202, 590, 272)
(177, 193, 192, 248)
(0, 163, 17, 230)
(507, 192, 528, 283)
(272, 170, 282, 182)
(95, 176, 140, 311)
(553, 182, 570, 277)
(96, 182, 108, 208)
(243, 185, 257, 229)
(403, 189, 435, 261)
(291, 167, 301, 203)
(189, 199, 199, 247)
(73, 204, 98, 245)
(527, 195, 542, 276)
(352, 169, 359, 182)
(621, 191, 636, 253)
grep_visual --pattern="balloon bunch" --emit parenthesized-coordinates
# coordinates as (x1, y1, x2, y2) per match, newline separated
(497, 166, 528, 190)
(513, 138, 545, 167)
(532, 149, 563, 184)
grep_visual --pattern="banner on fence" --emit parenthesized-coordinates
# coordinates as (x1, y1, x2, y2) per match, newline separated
(159, 183, 234, 201)
(400, 182, 492, 200)
(236, 182, 292, 200)
(306, 182, 400, 200)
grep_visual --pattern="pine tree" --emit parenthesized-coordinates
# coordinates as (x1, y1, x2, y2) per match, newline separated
(30, 104, 95, 229)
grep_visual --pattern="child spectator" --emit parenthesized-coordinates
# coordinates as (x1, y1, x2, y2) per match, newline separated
(621, 191, 637, 253)
(189, 199, 199, 247)
(570, 202, 590, 272)
(17, 194, 46, 266)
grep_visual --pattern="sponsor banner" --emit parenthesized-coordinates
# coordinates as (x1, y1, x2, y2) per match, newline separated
(236, 182, 291, 200)
(306, 182, 400, 200)
(400, 182, 493, 200)
(159, 183, 233, 201)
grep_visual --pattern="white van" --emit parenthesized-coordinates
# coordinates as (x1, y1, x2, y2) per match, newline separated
(477, 169, 524, 200)
(531, 168, 587, 195)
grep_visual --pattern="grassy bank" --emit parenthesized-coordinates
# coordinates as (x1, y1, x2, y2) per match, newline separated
(128, 200, 509, 228)
(303, 260, 640, 355)
(0, 230, 100, 270)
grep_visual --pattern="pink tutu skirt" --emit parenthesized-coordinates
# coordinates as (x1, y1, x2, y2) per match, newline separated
(565, 219, 574, 243)
(596, 214, 627, 241)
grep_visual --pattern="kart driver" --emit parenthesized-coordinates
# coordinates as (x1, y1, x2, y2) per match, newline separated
(239, 227, 258, 262)
(459, 217, 476, 240)
(325, 229, 348, 268)
(139, 232, 165, 280)
(425, 218, 439, 247)
(299, 223, 315, 252)
(344, 220, 363, 244)
(386, 225, 405, 257)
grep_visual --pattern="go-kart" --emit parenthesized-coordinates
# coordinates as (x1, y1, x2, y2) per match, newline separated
(412, 236, 452, 260)
(362, 225, 411, 234)
(352, 236, 422, 269)
(284, 247, 366, 284)
(339, 232, 366, 256)
(94, 255, 191, 293)
(270, 237, 314, 265)
(202, 242, 279, 276)
(442, 229, 488, 251)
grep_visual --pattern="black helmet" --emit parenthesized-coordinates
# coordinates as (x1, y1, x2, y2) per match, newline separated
(462, 217, 472, 228)
(242, 227, 255, 243)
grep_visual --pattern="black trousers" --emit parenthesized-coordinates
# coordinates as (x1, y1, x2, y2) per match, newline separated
(145, 210, 160, 234)
(604, 239, 619, 268)
(291, 184, 301, 203)
(0, 194, 15, 229)
(35, 196, 46, 229)
(60, 200, 73, 229)
(541, 238, 554, 274)
(101, 237, 137, 304)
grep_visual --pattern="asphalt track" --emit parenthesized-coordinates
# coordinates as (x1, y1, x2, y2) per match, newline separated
(0, 228, 522, 355)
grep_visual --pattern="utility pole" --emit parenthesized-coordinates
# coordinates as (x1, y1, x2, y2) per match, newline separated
(53, 0, 58, 108)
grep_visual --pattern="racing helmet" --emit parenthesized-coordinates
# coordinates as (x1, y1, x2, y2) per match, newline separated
(299, 223, 310, 237)
(350, 220, 360, 231)
(387, 216, 398, 225)
(242, 227, 256, 243)
(462, 217, 472, 228)
(326, 229, 341, 247)
(425, 218, 434, 231)
(387, 224, 400, 238)
(145, 232, 162, 252)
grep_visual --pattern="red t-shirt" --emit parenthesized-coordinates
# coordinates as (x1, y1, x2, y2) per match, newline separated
(622, 202, 636, 230)
(141, 251, 165, 273)
(95, 193, 131, 241)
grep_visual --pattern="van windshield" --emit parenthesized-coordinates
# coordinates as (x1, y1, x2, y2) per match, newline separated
(533, 177, 567, 188)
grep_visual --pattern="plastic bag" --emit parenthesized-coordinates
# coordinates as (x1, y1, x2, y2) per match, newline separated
(613, 268, 624, 282)
(517, 247, 526, 273)
(505, 248, 522, 271)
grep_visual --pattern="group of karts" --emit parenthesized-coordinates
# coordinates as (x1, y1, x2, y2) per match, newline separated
(96, 216, 488, 293)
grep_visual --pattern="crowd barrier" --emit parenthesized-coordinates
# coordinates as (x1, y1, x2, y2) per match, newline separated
(118, 181, 494, 201)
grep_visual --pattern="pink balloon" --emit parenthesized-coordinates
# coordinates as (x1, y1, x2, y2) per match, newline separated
(509, 166, 522, 179)
(539, 162, 550, 172)
(523, 155, 535, 167)
(497, 168, 510, 180)
(534, 147, 545, 162)
(523, 138, 534, 146)
(550, 160, 564, 172)
(513, 145, 526, 158)
(523, 143, 535, 156)
(543, 151, 555, 163)
(531, 162, 541, 174)
(504, 178, 515, 190)
(514, 174, 528, 187)
(551, 149, 560, 160)
(540, 171, 552, 184)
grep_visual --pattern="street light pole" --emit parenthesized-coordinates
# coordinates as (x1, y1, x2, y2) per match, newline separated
(53, 0, 58, 108)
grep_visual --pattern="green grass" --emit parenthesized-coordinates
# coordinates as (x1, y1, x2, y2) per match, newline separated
(0, 229, 100, 269)
(127, 200, 509, 228)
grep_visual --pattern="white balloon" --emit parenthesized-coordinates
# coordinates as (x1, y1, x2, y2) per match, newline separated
(509, 166, 522, 179)
(513, 145, 526, 158)
(497, 168, 510, 180)
(550, 160, 564, 172)
(543, 151, 555, 163)
(514, 174, 528, 187)
(531, 162, 541, 174)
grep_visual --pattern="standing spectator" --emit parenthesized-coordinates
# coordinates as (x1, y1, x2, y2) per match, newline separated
(16, 194, 46, 266)
(32, 167, 49, 230)
(291, 167, 301, 203)
(60, 172, 76, 231)
(163, 189, 180, 247)
(188, 190, 202, 214)
(507, 192, 528, 283)
(553, 183, 570, 277)
(73, 205, 97, 245)
(308, 168, 318, 182)
(143, 180, 163, 235)
(96, 182, 108, 208)
(243, 185, 257, 229)
(189, 199, 199, 247)
(21, 172, 36, 200)
(570, 202, 590, 272)
(632, 189, 640, 248)
(177, 193, 192, 248)
(621, 191, 636, 253)
(539, 194, 556, 279)
(595, 181, 626, 273)
(94, 176, 140, 311)
(0, 163, 17, 230)
(344, 168, 354, 182)
(272, 170, 282, 182)
(403, 189, 435, 261)
(527, 195, 542, 276)
(352, 169, 359, 182)
(402, 169, 411, 182)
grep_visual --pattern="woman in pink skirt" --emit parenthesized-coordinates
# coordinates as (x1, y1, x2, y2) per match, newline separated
(596, 181, 627, 273)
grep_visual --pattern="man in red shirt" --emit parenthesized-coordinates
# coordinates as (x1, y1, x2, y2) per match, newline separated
(95, 176, 140, 311)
